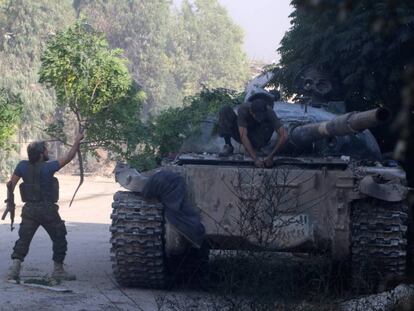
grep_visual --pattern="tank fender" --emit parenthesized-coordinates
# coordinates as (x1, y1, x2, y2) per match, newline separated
(359, 175, 407, 202)
(114, 162, 157, 192)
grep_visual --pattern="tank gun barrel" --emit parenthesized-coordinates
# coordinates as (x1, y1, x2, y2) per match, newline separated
(290, 107, 391, 146)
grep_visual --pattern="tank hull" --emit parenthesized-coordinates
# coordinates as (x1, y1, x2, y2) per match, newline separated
(115, 156, 407, 260)
(169, 161, 354, 258)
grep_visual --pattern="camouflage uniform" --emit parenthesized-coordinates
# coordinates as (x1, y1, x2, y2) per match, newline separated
(11, 160, 67, 263)
(11, 202, 67, 263)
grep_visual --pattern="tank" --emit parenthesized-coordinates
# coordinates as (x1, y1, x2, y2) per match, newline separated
(110, 72, 410, 293)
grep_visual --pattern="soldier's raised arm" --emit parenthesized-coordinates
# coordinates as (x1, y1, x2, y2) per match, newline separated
(57, 132, 84, 169)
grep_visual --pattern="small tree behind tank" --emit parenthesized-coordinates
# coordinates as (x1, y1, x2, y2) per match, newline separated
(39, 20, 147, 202)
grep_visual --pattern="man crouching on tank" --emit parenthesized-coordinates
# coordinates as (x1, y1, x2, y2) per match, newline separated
(218, 93, 287, 168)
(7, 132, 84, 281)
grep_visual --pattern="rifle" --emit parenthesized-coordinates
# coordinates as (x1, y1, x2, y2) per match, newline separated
(2, 181, 15, 231)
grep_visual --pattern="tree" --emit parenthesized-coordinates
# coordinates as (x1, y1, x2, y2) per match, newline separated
(79, 0, 176, 113)
(39, 21, 146, 169)
(78, 0, 249, 112)
(170, 0, 249, 97)
(0, 0, 251, 171)
(0, 0, 74, 140)
(147, 87, 242, 161)
(0, 88, 22, 146)
(277, 0, 414, 150)
(0, 88, 23, 179)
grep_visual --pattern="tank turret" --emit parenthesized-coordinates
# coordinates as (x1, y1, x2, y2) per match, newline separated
(179, 103, 387, 160)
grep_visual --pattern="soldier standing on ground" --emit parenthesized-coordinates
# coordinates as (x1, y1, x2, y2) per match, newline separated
(7, 132, 84, 281)
(218, 93, 288, 167)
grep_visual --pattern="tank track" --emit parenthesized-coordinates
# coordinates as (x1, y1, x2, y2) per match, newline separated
(110, 191, 167, 288)
(351, 198, 408, 293)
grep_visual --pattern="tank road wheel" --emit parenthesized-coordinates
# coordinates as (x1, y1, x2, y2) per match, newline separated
(351, 199, 408, 293)
(110, 191, 167, 288)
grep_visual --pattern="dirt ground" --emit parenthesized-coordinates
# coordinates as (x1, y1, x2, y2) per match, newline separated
(0, 175, 164, 311)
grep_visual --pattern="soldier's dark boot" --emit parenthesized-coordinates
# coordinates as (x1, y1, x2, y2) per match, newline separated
(51, 262, 76, 281)
(8, 259, 22, 280)
(219, 144, 234, 157)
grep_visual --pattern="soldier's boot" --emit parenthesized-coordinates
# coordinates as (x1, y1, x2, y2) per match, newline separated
(219, 144, 234, 157)
(7, 259, 22, 280)
(51, 262, 76, 281)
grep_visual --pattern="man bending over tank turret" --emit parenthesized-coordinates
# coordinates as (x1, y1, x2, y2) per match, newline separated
(218, 94, 287, 168)
(7, 132, 84, 281)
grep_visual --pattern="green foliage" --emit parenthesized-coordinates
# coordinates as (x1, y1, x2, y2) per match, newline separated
(0, 0, 75, 140)
(97, 87, 242, 171)
(84, 82, 148, 167)
(103, 87, 243, 171)
(39, 21, 146, 165)
(277, 0, 414, 150)
(0, 88, 22, 147)
(39, 21, 132, 116)
(81, 0, 175, 113)
(142, 88, 242, 166)
(79, 0, 249, 112)
(170, 0, 249, 97)
(278, 0, 414, 109)
(0, 88, 23, 179)
(0, 1, 250, 173)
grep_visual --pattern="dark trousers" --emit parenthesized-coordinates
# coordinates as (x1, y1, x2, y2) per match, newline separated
(218, 105, 274, 149)
(11, 203, 67, 263)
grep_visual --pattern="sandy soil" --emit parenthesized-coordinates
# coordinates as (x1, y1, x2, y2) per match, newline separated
(0, 175, 162, 311)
